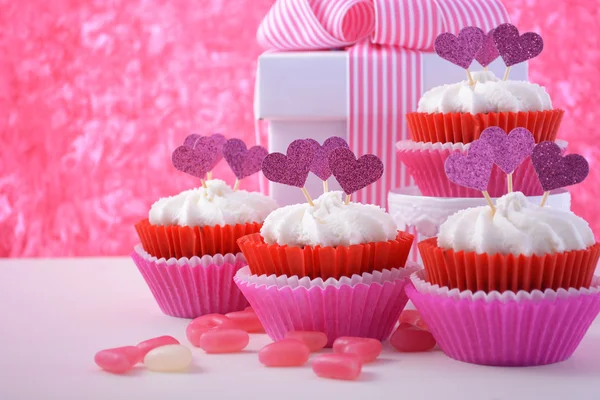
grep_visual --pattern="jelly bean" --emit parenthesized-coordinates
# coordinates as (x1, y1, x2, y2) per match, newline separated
(244, 306, 254, 312)
(137, 336, 180, 358)
(94, 346, 142, 374)
(143, 344, 193, 372)
(199, 329, 249, 353)
(225, 310, 264, 333)
(332, 337, 382, 363)
(258, 339, 310, 367)
(312, 354, 362, 381)
(186, 314, 237, 347)
(390, 324, 436, 352)
(399, 309, 429, 331)
(284, 331, 328, 352)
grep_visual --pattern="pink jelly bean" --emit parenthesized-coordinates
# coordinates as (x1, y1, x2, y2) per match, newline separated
(225, 310, 264, 333)
(258, 339, 310, 367)
(94, 346, 142, 374)
(332, 337, 382, 363)
(312, 354, 362, 381)
(399, 309, 429, 331)
(284, 331, 328, 352)
(198, 329, 250, 353)
(136, 336, 180, 358)
(186, 314, 237, 347)
(390, 323, 436, 352)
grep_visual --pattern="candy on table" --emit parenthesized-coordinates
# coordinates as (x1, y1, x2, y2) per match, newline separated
(225, 310, 264, 333)
(94, 346, 142, 374)
(332, 337, 382, 363)
(136, 336, 180, 358)
(390, 323, 436, 353)
(284, 331, 328, 352)
(312, 354, 363, 381)
(399, 310, 429, 331)
(186, 314, 237, 347)
(258, 339, 311, 367)
(143, 344, 193, 372)
(198, 329, 250, 354)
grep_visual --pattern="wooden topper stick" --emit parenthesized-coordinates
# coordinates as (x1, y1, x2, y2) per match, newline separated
(301, 187, 315, 207)
(484, 66, 488, 72)
(503, 66, 511, 81)
(344, 194, 351, 205)
(233, 179, 240, 191)
(323, 180, 328, 193)
(200, 179, 208, 189)
(466, 69, 475, 86)
(481, 191, 496, 215)
(207, 171, 213, 180)
(507, 173, 513, 193)
(539, 191, 550, 207)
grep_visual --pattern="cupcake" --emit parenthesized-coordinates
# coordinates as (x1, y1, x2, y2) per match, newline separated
(132, 135, 276, 318)
(235, 138, 418, 345)
(407, 24, 563, 144)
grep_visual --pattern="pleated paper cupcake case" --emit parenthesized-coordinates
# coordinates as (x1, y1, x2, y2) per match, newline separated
(234, 263, 422, 347)
(406, 270, 600, 366)
(131, 245, 249, 318)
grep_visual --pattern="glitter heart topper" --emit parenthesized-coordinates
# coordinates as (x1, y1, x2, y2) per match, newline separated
(493, 23, 543, 67)
(307, 136, 349, 181)
(328, 148, 383, 195)
(262, 139, 316, 188)
(172, 137, 219, 178)
(445, 140, 495, 191)
(183, 133, 226, 171)
(480, 127, 535, 174)
(222, 139, 268, 180)
(531, 142, 589, 191)
(434, 26, 485, 69)
(475, 28, 500, 67)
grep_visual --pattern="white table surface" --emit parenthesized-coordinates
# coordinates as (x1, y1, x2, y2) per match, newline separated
(1, 257, 599, 400)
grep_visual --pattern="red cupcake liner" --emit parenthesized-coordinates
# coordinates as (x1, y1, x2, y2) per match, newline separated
(237, 231, 415, 280)
(418, 238, 600, 293)
(135, 219, 262, 259)
(406, 110, 564, 144)
(396, 141, 550, 197)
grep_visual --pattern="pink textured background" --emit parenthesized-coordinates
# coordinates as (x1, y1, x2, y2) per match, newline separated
(0, 0, 598, 257)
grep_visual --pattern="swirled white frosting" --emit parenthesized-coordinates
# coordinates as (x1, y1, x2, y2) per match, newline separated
(437, 192, 594, 256)
(260, 191, 398, 247)
(149, 179, 277, 227)
(417, 71, 553, 114)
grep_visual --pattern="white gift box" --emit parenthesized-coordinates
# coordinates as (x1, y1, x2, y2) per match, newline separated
(255, 51, 528, 206)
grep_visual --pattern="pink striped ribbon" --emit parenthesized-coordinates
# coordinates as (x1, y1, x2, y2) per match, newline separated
(257, 0, 509, 207)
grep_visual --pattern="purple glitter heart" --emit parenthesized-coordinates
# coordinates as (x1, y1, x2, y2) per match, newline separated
(307, 136, 349, 180)
(222, 139, 268, 179)
(172, 141, 218, 178)
(262, 139, 316, 188)
(493, 23, 543, 67)
(480, 127, 535, 174)
(475, 28, 500, 67)
(445, 140, 495, 191)
(531, 141, 589, 191)
(434, 26, 485, 69)
(183, 133, 202, 148)
(183, 133, 225, 170)
(329, 148, 383, 195)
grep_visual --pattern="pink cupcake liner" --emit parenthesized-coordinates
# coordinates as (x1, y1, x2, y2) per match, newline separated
(406, 270, 600, 366)
(234, 263, 422, 347)
(396, 140, 568, 198)
(131, 245, 249, 318)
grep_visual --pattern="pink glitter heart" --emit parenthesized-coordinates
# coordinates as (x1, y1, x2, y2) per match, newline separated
(493, 23, 543, 67)
(531, 141, 589, 191)
(262, 139, 316, 188)
(480, 127, 535, 174)
(222, 139, 268, 179)
(183, 133, 226, 170)
(445, 140, 494, 191)
(183, 133, 202, 148)
(475, 28, 500, 67)
(434, 26, 485, 69)
(329, 148, 383, 195)
(171, 141, 218, 179)
(307, 136, 349, 180)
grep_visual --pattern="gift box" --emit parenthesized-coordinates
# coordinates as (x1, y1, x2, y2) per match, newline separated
(254, 0, 528, 208)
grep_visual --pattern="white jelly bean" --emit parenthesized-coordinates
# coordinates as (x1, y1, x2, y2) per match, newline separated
(143, 344, 192, 372)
